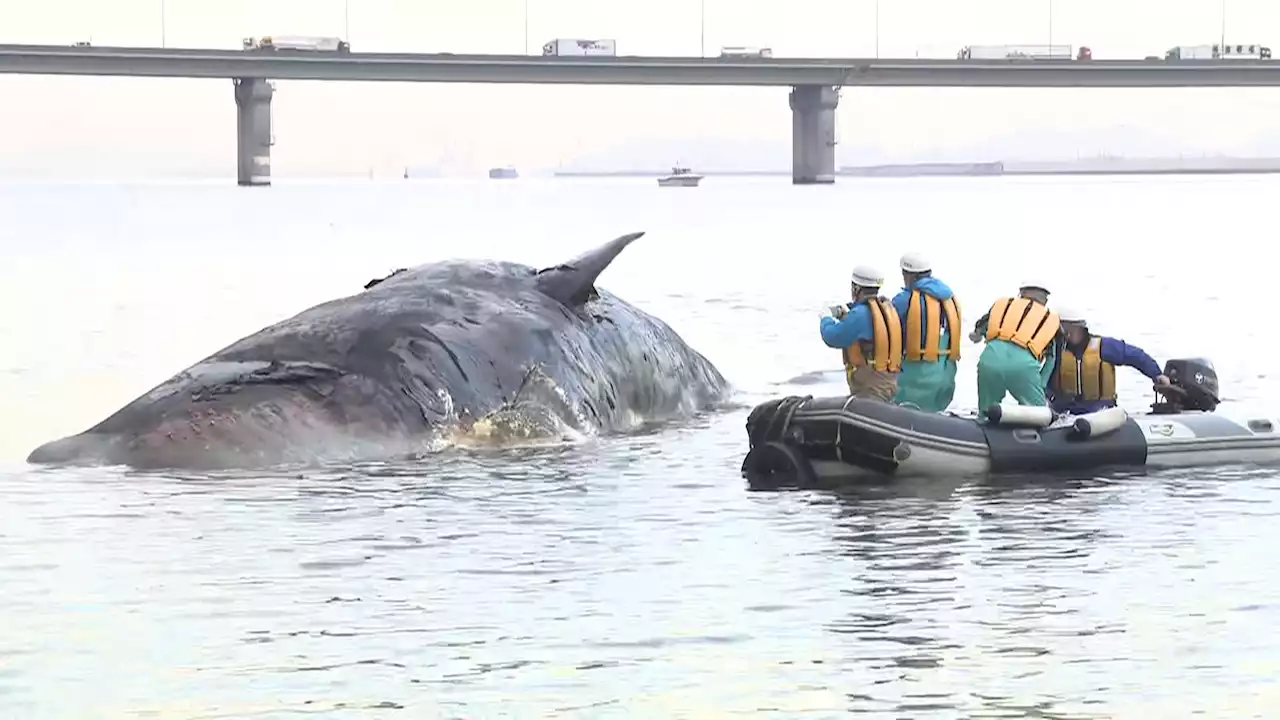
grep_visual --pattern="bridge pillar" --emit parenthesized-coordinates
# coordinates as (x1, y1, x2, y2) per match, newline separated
(234, 77, 274, 187)
(789, 85, 839, 185)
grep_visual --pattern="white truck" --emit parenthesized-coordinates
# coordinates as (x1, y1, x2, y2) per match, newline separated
(720, 46, 773, 58)
(243, 36, 351, 53)
(957, 44, 1091, 60)
(541, 39, 617, 57)
(1164, 43, 1271, 60)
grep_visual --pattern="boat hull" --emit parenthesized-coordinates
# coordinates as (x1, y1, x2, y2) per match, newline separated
(742, 395, 1280, 488)
(657, 175, 703, 187)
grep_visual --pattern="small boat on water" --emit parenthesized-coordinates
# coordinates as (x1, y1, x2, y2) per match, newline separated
(741, 358, 1280, 489)
(489, 166, 519, 179)
(657, 165, 703, 187)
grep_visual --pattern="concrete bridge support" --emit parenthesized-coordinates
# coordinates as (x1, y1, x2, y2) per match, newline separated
(789, 85, 839, 185)
(234, 77, 274, 186)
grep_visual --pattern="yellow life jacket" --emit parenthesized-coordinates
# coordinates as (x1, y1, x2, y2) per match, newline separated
(842, 297, 903, 383)
(1053, 336, 1116, 402)
(905, 290, 962, 363)
(984, 296, 1060, 361)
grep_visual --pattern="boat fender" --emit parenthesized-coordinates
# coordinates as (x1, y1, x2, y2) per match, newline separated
(892, 443, 912, 463)
(741, 441, 819, 491)
(985, 404, 1054, 428)
(1071, 406, 1128, 440)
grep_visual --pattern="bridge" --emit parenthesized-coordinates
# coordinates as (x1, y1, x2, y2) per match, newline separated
(4, 43, 1280, 186)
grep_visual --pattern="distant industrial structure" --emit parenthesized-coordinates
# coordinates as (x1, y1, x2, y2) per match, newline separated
(839, 156, 1280, 177)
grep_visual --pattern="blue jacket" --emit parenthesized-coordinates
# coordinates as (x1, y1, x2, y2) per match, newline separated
(890, 276, 956, 363)
(820, 299, 876, 349)
(1048, 335, 1162, 414)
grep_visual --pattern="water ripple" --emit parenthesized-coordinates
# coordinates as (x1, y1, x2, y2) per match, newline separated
(7, 406, 1280, 717)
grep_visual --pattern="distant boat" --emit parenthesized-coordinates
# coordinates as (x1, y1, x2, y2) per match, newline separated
(657, 165, 703, 187)
(488, 166, 519, 179)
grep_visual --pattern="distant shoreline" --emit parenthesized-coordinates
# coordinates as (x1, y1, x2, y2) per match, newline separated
(554, 158, 1280, 178)
(552, 169, 786, 177)
(8, 159, 1280, 182)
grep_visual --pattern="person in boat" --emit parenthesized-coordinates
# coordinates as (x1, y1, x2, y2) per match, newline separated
(1046, 306, 1171, 415)
(968, 282, 1060, 411)
(889, 252, 961, 412)
(820, 265, 903, 402)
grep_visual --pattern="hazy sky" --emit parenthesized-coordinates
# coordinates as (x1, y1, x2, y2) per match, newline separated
(4, 0, 1280, 175)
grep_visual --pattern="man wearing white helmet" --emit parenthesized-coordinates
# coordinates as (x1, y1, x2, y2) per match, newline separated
(821, 264, 903, 402)
(969, 282, 1061, 412)
(1045, 306, 1170, 415)
(888, 252, 962, 412)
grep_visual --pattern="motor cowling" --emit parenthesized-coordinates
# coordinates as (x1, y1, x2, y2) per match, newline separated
(1162, 357, 1220, 412)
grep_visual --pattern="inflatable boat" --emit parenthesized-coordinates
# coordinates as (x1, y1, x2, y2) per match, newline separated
(742, 357, 1280, 488)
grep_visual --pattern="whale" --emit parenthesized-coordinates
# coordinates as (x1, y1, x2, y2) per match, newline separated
(26, 231, 731, 470)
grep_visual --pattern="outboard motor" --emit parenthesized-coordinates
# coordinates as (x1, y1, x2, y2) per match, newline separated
(1151, 357, 1220, 414)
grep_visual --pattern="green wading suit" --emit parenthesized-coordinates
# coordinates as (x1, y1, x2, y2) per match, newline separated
(889, 277, 962, 413)
(972, 300, 1059, 412)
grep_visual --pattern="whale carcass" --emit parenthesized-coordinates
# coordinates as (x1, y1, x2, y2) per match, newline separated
(27, 231, 731, 469)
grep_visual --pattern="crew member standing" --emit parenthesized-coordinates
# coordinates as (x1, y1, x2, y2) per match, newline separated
(890, 252, 961, 412)
(821, 265, 903, 402)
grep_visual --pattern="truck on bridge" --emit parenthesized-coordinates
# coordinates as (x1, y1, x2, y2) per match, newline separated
(1164, 44, 1271, 60)
(541, 39, 617, 57)
(242, 36, 351, 53)
(957, 44, 1092, 60)
(720, 46, 774, 58)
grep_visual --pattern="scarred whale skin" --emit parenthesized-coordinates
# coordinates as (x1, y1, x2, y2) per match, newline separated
(26, 231, 731, 470)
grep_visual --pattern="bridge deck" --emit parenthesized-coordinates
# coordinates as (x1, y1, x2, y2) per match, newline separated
(2, 44, 1280, 86)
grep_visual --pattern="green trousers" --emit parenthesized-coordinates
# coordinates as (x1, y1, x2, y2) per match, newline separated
(893, 358, 958, 412)
(976, 339, 1048, 411)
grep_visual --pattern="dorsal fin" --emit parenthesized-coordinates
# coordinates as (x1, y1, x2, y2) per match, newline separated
(534, 231, 644, 306)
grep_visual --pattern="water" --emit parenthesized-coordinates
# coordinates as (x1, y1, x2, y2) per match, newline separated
(3, 175, 1280, 718)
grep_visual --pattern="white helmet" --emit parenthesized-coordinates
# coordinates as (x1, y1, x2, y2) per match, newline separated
(850, 265, 884, 288)
(1019, 281, 1050, 294)
(1056, 305, 1087, 325)
(899, 252, 931, 273)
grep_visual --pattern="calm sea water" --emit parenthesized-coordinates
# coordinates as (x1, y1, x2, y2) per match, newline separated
(3, 175, 1280, 718)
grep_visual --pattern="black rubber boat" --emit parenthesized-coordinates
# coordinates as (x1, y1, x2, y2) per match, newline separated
(740, 358, 1280, 488)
